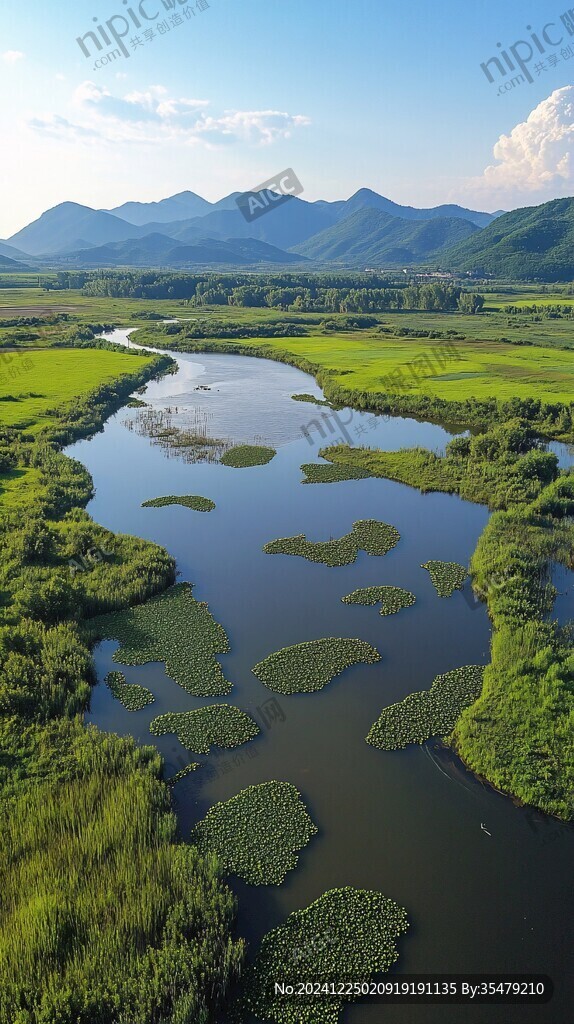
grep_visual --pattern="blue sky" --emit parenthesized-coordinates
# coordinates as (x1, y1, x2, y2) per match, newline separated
(1, 0, 573, 235)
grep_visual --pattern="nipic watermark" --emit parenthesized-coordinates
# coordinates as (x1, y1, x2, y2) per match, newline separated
(480, 10, 574, 94)
(76, 0, 209, 69)
(236, 168, 304, 223)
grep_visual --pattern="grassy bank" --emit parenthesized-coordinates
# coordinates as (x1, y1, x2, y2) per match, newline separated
(0, 344, 243, 1022)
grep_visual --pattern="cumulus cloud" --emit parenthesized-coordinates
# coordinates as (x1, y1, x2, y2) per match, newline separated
(464, 87, 574, 207)
(29, 83, 310, 149)
(2, 50, 24, 64)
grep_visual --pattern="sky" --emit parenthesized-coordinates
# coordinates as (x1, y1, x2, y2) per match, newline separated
(1, 0, 573, 236)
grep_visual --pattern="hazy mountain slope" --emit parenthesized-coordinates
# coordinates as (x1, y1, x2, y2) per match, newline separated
(7, 203, 150, 255)
(294, 208, 478, 264)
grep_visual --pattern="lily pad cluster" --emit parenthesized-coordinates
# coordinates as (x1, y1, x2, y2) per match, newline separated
(104, 670, 154, 711)
(166, 762, 199, 786)
(422, 560, 468, 597)
(190, 781, 318, 886)
(236, 887, 409, 1024)
(142, 494, 215, 512)
(253, 637, 381, 695)
(150, 704, 259, 754)
(221, 444, 276, 468)
(366, 664, 484, 750)
(342, 586, 416, 616)
(301, 463, 371, 484)
(88, 583, 233, 697)
(263, 519, 400, 567)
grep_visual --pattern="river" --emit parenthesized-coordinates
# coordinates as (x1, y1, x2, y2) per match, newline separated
(67, 330, 574, 1024)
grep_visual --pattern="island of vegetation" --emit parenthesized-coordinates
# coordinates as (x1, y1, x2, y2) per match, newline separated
(142, 494, 216, 511)
(367, 665, 485, 750)
(105, 670, 154, 711)
(421, 560, 468, 598)
(252, 637, 381, 694)
(150, 704, 260, 754)
(190, 781, 318, 885)
(263, 519, 400, 567)
(236, 887, 409, 1024)
(342, 586, 416, 616)
(85, 582, 233, 697)
(220, 444, 276, 467)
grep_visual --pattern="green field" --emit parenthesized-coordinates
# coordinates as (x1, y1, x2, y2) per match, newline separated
(0, 348, 152, 431)
(167, 332, 574, 405)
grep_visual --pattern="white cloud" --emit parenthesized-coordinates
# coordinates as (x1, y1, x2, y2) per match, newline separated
(28, 83, 310, 149)
(464, 88, 574, 207)
(1, 50, 24, 64)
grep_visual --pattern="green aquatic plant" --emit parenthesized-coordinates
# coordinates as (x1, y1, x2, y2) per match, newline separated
(253, 637, 381, 694)
(342, 586, 416, 616)
(221, 444, 276, 468)
(165, 763, 199, 786)
(150, 705, 259, 754)
(236, 887, 409, 1023)
(301, 462, 372, 484)
(142, 494, 215, 511)
(263, 519, 400, 567)
(190, 781, 318, 886)
(366, 665, 484, 750)
(105, 670, 154, 711)
(291, 392, 332, 406)
(422, 560, 468, 597)
(87, 583, 233, 697)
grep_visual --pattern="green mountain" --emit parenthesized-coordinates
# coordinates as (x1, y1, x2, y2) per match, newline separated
(441, 197, 574, 281)
(62, 233, 307, 268)
(293, 208, 478, 265)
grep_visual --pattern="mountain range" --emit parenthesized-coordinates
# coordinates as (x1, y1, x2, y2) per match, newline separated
(1, 188, 572, 279)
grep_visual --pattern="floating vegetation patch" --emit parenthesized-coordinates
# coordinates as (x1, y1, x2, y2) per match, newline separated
(190, 781, 317, 886)
(422, 560, 468, 597)
(221, 444, 276, 468)
(253, 638, 381, 695)
(366, 665, 484, 750)
(291, 393, 332, 406)
(124, 405, 229, 464)
(142, 494, 215, 512)
(104, 670, 154, 711)
(301, 463, 372, 484)
(126, 397, 147, 408)
(150, 704, 259, 754)
(166, 763, 199, 786)
(264, 519, 400, 567)
(87, 583, 232, 697)
(236, 887, 409, 1024)
(342, 586, 416, 616)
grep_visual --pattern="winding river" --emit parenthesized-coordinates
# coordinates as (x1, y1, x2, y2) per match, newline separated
(68, 330, 574, 1024)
